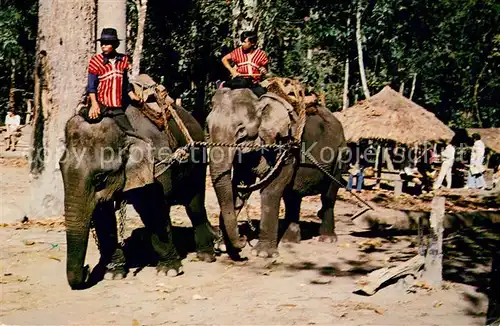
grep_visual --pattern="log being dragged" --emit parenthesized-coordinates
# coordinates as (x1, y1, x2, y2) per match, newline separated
(355, 254, 425, 296)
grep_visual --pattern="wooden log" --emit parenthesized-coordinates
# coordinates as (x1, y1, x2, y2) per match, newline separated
(422, 196, 445, 286)
(355, 255, 425, 296)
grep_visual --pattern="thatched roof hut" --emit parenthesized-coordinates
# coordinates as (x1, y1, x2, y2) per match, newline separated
(466, 128, 500, 153)
(333, 86, 454, 145)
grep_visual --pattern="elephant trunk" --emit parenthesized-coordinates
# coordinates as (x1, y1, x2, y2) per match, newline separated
(209, 147, 246, 249)
(64, 180, 93, 290)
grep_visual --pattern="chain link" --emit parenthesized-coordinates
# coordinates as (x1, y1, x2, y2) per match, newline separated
(117, 200, 127, 246)
(90, 220, 100, 251)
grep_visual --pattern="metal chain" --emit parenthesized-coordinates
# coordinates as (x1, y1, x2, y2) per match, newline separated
(117, 200, 127, 246)
(90, 220, 100, 251)
(245, 201, 256, 233)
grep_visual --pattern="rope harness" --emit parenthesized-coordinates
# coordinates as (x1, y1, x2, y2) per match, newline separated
(90, 77, 373, 251)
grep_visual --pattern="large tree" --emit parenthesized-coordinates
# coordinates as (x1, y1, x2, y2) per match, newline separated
(97, 0, 127, 53)
(29, 0, 96, 218)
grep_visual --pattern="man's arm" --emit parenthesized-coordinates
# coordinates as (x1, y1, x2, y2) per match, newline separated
(122, 70, 140, 102)
(258, 50, 269, 75)
(222, 53, 239, 77)
(87, 72, 101, 119)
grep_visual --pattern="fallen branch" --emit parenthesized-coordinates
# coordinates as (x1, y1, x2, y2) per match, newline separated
(355, 254, 425, 296)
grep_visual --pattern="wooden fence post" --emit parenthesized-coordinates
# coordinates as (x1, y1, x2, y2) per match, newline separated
(422, 196, 445, 286)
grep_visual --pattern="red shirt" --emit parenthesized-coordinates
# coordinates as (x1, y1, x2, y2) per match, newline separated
(229, 47, 269, 82)
(88, 53, 130, 107)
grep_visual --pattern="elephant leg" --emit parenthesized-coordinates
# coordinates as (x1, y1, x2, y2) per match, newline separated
(130, 184, 183, 277)
(251, 163, 294, 258)
(92, 201, 128, 280)
(279, 189, 302, 244)
(185, 193, 217, 263)
(318, 181, 339, 243)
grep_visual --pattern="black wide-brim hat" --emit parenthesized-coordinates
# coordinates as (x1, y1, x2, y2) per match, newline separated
(96, 28, 122, 42)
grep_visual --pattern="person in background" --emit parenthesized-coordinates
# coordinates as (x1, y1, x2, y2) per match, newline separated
(466, 133, 486, 189)
(433, 140, 455, 190)
(347, 145, 374, 192)
(3, 109, 21, 151)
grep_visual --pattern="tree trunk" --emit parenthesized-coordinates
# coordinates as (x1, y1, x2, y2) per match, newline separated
(356, 0, 370, 99)
(231, 0, 259, 48)
(131, 0, 147, 77)
(399, 81, 405, 94)
(9, 59, 16, 112)
(97, 0, 127, 53)
(473, 62, 487, 127)
(409, 73, 417, 100)
(30, 0, 96, 218)
(342, 17, 351, 111)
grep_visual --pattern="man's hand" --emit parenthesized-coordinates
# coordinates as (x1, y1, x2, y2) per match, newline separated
(231, 70, 240, 78)
(258, 66, 268, 75)
(128, 91, 141, 102)
(89, 102, 101, 120)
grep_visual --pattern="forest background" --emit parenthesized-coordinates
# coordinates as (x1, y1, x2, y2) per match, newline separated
(1, 0, 499, 128)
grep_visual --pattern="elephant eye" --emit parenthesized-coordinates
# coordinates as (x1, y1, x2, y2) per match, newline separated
(235, 125, 247, 141)
(93, 172, 109, 191)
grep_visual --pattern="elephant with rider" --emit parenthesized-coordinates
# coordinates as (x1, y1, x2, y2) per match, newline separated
(207, 85, 346, 259)
(60, 100, 216, 290)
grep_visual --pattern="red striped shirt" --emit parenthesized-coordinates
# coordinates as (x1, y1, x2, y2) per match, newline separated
(229, 47, 269, 82)
(88, 53, 130, 107)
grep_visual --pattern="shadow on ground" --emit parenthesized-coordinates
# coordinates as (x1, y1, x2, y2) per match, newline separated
(121, 218, 324, 268)
(443, 225, 500, 294)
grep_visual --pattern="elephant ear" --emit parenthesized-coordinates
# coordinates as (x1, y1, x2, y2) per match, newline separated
(256, 93, 298, 144)
(123, 137, 155, 192)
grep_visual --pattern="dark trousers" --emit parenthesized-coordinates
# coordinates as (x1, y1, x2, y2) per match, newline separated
(102, 107, 134, 133)
(224, 76, 267, 97)
(101, 107, 148, 142)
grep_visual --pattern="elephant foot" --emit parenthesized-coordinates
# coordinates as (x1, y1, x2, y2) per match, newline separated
(103, 248, 128, 280)
(251, 241, 279, 258)
(194, 223, 217, 262)
(156, 260, 183, 277)
(318, 231, 338, 243)
(196, 251, 216, 263)
(104, 262, 128, 280)
(281, 222, 301, 243)
(319, 222, 338, 243)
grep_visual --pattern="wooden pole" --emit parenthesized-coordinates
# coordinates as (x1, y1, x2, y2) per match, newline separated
(422, 196, 445, 286)
(374, 144, 382, 189)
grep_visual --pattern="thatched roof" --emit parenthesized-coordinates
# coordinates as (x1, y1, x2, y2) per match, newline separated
(333, 86, 454, 145)
(466, 128, 500, 153)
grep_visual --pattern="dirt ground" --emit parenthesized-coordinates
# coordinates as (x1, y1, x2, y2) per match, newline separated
(0, 157, 492, 325)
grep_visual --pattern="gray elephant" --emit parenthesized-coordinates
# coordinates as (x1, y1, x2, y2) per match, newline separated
(207, 88, 346, 259)
(60, 104, 216, 290)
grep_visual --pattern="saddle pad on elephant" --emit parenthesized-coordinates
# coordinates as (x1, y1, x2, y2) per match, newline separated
(261, 77, 319, 115)
(131, 74, 175, 131)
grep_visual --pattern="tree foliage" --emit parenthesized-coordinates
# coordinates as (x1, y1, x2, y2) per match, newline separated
(1, 0, 499, 128)
(0, 0, 37, 122)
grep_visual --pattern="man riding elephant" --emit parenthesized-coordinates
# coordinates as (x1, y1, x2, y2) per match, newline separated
(87, 28, 143, 137)
(60, 28, 217, 290)
(221, 31, 269, 97)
